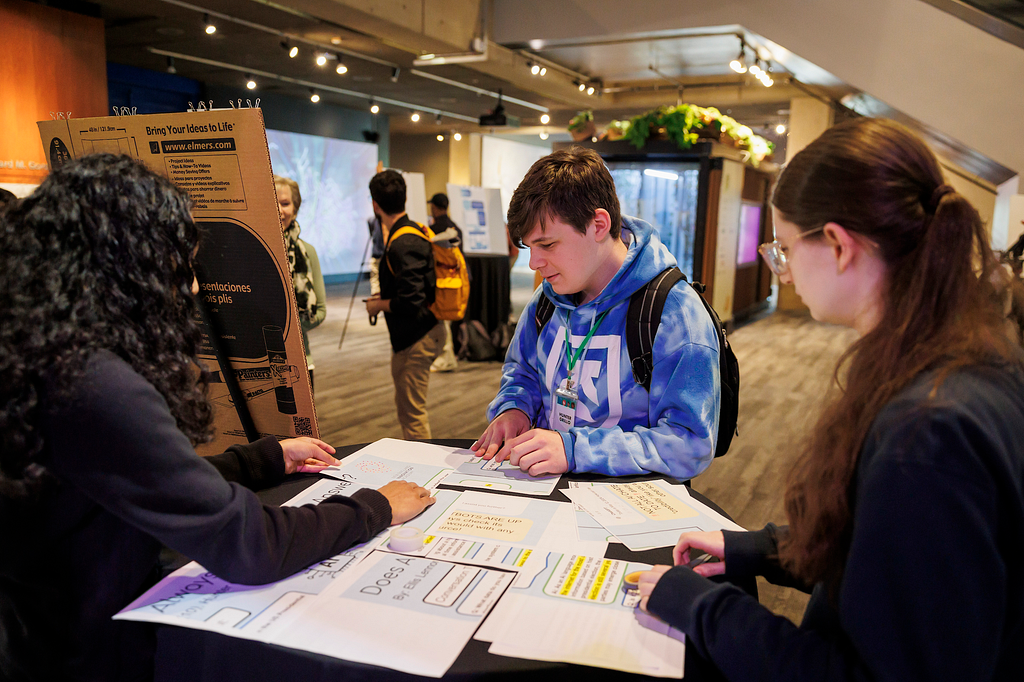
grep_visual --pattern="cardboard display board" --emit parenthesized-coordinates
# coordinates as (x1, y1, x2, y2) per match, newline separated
(446, 183, 508, 255)
(37, 109, 318, 455)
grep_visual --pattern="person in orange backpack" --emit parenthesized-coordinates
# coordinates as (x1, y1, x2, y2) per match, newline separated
(366, 170, 446, 439)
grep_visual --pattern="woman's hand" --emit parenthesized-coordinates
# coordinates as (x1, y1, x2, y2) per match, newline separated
(673, 531, 726, 577)
(637, 565, 673, 612)
(377, 480, 437, 524)
(280, 437, 339, 474)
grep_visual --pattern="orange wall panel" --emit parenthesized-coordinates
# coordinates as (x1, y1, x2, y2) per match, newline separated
(0, 0, 107, 184)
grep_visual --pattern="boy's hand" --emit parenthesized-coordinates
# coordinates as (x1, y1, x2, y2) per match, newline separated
(472, 409, 531, 462)
(506, 428, 569, 476)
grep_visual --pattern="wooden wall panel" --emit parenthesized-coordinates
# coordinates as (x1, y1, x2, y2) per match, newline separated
(0, 0, 107, 185)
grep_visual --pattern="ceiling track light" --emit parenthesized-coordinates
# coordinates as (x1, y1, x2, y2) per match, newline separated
(390, 67, 400, 83)
(436, 134, 445, 142)
(410, 112, 420, 122)
(203, 13, 216, 35)
(369, 100, 379, 114)
(166, 56, 176, 74)
(540, 113, 550, 125)
(453, 132, 462, 141)
(309, 89, 320, 103)
(575, 80, 586, 92)
(245, 74, 256, 90)
(281, 38, 298, 59)
(729, 39, 747, 74)
(316, 52, 328, 66)
(435, 113, 443, 125)
(529, 61, 540, 76)
(539, 130, 549, 141)
(336, 58, 348, 75)
(586, 85, 596, 96)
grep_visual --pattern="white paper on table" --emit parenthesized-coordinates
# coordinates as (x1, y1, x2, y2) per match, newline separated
(113, 544, 373, 635)
(438, 454, 561, 496)
(563, 479, 744, 551)
(415, 490, 607, 556)
(271, 550, 514, 678)
(318, 438, 462, 494)
(566, 482, 620, 543)
(378, 489, 606, 570)
(478, 551, 685, 677)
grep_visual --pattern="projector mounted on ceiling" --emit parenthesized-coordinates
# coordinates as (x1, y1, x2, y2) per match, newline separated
(479, 90, 520, 128)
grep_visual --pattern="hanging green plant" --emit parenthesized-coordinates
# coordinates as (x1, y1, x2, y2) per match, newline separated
(620, 103, 774, 165)
(567, 110, 594, 132)
(601, 119, 631, 141)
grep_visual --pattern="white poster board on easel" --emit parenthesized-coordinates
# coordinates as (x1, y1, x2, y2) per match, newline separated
(401, 171, 429, 227)
(446, 183, 508, 255)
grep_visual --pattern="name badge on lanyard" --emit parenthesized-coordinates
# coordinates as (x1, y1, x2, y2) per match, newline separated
(552, 310, 608, 433)
(553, 377, 578, 432)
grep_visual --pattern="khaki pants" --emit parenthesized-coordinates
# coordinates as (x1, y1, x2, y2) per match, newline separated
(391, 321, 445, 440)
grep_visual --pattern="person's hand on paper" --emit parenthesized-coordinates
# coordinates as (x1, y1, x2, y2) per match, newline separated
(281, 437, 339, 474)
(673, 531, 726, 577)
(471, 408, 531, 462)
(637, 565, 672, 613)
(378, 480, 436, 524)
(506, 428, 569, 476)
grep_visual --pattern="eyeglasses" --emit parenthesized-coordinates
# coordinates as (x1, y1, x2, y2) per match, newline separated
(758, 226, 825, 276)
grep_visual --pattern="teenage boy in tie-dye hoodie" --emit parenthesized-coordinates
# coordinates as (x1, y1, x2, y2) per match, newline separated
(472, 148, 720, 482)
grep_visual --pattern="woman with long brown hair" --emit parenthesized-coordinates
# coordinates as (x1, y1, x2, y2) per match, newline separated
(638, 118, 1024, 680)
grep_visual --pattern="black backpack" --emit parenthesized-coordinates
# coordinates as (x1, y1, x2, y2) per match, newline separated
(534, 267, 739, 458)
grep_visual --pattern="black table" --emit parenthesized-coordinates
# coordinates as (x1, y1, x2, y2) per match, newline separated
(464, 255, 511, 337)
(155, 440, 748, 681)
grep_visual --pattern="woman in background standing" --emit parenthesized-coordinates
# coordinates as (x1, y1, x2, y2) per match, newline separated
(275, 175, 327, 391)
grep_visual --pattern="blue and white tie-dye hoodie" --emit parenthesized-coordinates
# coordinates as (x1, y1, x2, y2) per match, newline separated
(487, 216, 720, 481)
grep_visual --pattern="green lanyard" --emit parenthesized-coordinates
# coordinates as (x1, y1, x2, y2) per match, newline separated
(564, 310, 609, 378)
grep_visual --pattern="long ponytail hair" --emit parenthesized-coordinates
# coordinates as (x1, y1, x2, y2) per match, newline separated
(773, 118, 1019, 587)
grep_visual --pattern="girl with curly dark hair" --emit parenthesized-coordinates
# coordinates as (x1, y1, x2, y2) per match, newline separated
(0, 154, 434, 681)
(636, 119, 1024, 681)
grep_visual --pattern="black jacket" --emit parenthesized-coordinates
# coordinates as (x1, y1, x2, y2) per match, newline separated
(0, 351, 391, 681)
(649, 364, 1024, 681)
(380, 215, 437, 352)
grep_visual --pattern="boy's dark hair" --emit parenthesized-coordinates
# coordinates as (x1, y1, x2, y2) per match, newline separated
(369, 170, 407, 216)
(506, 147, 621, 246)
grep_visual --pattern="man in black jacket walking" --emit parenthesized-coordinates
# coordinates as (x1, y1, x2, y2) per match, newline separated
(366, 170, 446, 439)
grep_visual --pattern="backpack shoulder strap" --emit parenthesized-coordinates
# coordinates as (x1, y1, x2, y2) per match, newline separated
(534, 293, 556, 336)
(626, 267, 685, 392)
(386, 225, 426, 249)
(385, 224, 430, 273)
